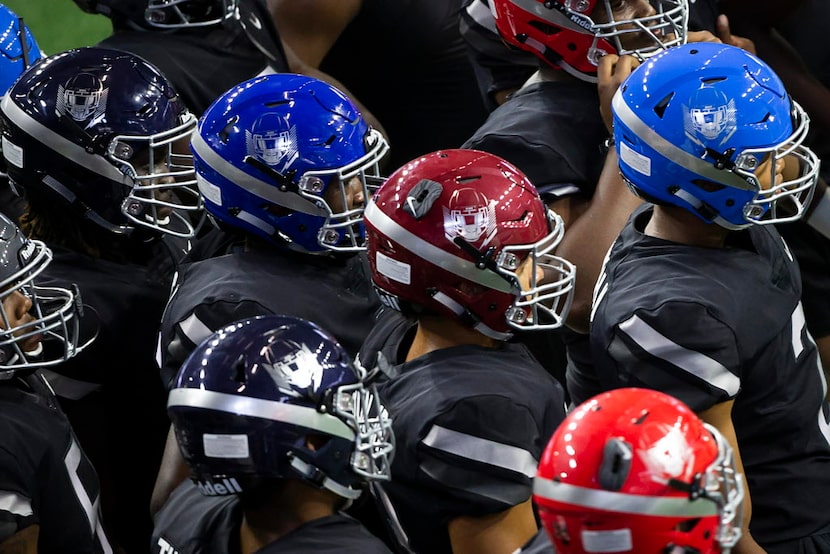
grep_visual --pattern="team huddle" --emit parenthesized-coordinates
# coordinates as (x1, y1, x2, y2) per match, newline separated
(1, 1, 829, 553)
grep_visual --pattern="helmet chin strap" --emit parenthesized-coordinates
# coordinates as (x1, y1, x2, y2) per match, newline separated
(288, 455, 361, 500)
(430, 290, 512, 341)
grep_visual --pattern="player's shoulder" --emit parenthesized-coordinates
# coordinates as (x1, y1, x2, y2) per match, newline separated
(152, 480, 238, 551)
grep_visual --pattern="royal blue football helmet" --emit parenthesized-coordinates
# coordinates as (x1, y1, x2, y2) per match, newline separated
(168, 314, 394, 499)
(0, 211, 84, 378)
(191, 73, 389, 253)
(0, 47, 203, 238)
(612, 42, 819, 229)
(0, 5, 41, 96)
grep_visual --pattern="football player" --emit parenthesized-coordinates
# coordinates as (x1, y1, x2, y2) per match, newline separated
(152, 314, 394, 553)
(588, 42, 830, 552)
(359, 148, 576, 554)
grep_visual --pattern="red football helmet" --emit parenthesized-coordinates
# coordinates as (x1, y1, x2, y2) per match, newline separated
(534, 388, 744, 554)
(489, 0, 688, 81)
(364, 148, 575, 340)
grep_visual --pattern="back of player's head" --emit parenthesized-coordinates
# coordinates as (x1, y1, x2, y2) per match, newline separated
(74, 0, 236, 30)
(0, 211, 83, 378)
(1, 46, 203, 239)
(489, 0, 687, 82)
(0, 4, 42, 96)
(364, 148, 575, 340)
(612, 42, 819, 229)
(168, 314, 394, 500)
(191, 73, 388, 254)
(534, 388, 744, 554)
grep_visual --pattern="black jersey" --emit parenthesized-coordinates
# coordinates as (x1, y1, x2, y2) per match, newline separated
(317, 0, 488, 169)
(0, 373, 113, 553)
(359, 309, 567, 554)
(462, 79, 606, 201)
(99, 0, 288, 117)
(517, 529, 554, 554)
(34, 245, 171, 553)
(587, 204, 830, 546)
(152, 480, 392, 553)
(158, 247, 380, 389)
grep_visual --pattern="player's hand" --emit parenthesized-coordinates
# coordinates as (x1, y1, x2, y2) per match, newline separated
(715, 14, 757, 54)
(597, 54, 640, 133)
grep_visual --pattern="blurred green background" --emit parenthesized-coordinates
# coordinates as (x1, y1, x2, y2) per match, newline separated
(4, 0, 112, 54)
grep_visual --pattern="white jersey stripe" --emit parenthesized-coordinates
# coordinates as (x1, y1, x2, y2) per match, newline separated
(422, 424, 537, 478)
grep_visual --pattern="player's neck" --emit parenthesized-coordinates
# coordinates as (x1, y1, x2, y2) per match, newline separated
(407, 315, 498, 361)
(645, 205, 730, 248)
(238, 482, 336, 553)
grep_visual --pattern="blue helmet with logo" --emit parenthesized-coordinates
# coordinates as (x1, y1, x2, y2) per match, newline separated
(191, 73, 389, 253)
(0, 47, 203, 238)
(612, 42, 819, 229)
(168, 314, 394, 499)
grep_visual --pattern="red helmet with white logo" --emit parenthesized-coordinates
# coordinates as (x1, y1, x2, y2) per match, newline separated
(534, 388, 745, 554)
(489, 0, 688, 81)
(364, 148, 575, 340)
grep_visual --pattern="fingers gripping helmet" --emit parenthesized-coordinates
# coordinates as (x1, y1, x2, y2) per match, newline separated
(192, 73, 389, 253)
(534, 388, 745, 554)
(489, 0, 688, 82)
(364, 149, 576, 340)
(0, 5, 42, 95)
(168, 315, 394, 500)
(612, 43, 819, 229)
(74, 0, 237, 30)
(0, 47, 203, 238)
(0, 212, 83, 378)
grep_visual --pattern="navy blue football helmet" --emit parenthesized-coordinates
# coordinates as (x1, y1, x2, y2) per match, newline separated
(191, 73, 389, 253)
(73, 0, 236, 30)
(0, 5, 41, 96)
(0, 211, 84, 378)
(612, 43, 819, 229)
(168, 315, 394, 499)
(0, 47, 203, 238)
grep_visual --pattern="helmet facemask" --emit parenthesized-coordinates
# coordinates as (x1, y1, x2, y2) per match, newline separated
(145, 0, 238, 28)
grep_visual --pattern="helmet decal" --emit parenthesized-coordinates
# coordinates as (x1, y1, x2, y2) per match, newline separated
(444, 188, 498, 248)
(264, 340, 324, 397)
(245, 112, 299, 170)
(56, 72, 108, 123)
(684, 86, 737, 144)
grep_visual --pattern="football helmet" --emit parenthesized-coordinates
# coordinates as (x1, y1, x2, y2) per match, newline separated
(73, 0, 236, 30)
(0, 47, 203, 238)
(191, 73, 389, 253)
(168, 314, 394, 499)
(363, 148, 575, 340)
(489, 0, 688, 82)
(0, 5, 42, 95)
(534, 388, 744, 554)
(0, 211, 84, 379)
(612, 43, 819, 229)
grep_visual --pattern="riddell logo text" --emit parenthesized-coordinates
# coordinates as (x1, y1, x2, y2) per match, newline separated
(197, 478, 243, 495)
(157, 537, 179, 554)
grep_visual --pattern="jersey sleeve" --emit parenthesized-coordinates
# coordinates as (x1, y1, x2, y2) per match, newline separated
(415, 394, 544, 518)
(160, 299, 275, 389)
(600, 301, 741, 412)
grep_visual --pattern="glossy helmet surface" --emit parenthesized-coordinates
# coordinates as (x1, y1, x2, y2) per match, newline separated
(0, 211, 83, 379)
(192, 73, 388, 253)
(364, 148, 575, 340)
(0, 47, 203, 238)
(73, 0, 236, 30)
(168, 314, 394, 499)
(0, 4, 42, 95)
(489, 0, 687, 82)
(534, 388, 744, 554)
(612, 43, 819, 229)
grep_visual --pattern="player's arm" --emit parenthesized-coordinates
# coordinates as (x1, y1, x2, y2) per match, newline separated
(555, 53, 643, 334)
(448, 499, 537, 554)
(0, 524, 38, 554)
(268, 0, 387, 139)
(698, 401, 767, 554)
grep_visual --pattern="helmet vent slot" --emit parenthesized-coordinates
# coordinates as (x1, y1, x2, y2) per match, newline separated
(653, 93, 674, 119)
